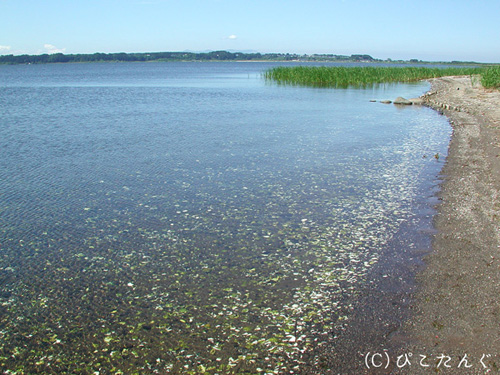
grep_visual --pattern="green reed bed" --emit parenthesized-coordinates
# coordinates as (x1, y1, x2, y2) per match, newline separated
(264, 66, 490, 88)
(481, 66, 500, 88)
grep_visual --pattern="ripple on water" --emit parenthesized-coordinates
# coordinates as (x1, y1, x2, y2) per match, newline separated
(0, 62, 450, 374)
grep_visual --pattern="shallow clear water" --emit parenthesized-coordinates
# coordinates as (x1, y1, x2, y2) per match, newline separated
(0, 62, 450, 373)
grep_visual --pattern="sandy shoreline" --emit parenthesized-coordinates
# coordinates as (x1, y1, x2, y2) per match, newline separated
(393, 76, 500, 374)
(319, 76, 500, 374)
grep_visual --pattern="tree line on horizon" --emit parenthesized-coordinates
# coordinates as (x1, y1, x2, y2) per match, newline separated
(0, 51, 381, 65)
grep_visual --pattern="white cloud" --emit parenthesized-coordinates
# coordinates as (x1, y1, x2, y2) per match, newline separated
(0, 45, 11, 53)
(228, 35, 237, 40)
(44, 44, 66, 54)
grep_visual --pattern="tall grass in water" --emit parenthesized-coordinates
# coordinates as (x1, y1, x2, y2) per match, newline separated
(481, 66, 500, 88)
(264, 66, 485, 88)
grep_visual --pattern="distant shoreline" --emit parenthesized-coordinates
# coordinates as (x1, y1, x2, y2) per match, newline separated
(0, 50, 491, 66)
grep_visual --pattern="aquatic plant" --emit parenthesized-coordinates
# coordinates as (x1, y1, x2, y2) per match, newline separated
(481, 66, 500, 88)
(264, 66, 485, 88)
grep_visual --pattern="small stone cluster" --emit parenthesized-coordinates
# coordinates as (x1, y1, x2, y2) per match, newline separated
(394, 96, 420, 105)
(373, 97, 423, 105)
(372, 93, 466, 112)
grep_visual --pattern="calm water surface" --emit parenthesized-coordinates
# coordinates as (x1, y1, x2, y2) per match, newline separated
(0, 62, 450, 373)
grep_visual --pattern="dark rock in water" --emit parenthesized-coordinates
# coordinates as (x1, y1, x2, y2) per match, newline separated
(394, 97, 412, 105)
(380, 100, 392, 104)
(369, 99, 377, 102)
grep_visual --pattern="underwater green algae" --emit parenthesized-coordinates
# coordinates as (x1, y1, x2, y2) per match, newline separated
(0, 136, 443, 374)
(0, 63, 451, 374)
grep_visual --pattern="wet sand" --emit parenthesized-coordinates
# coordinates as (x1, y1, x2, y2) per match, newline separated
(394, 76, 500, 374)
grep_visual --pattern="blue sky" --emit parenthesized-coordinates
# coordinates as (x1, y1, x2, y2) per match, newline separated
(1, 0, 500, 62)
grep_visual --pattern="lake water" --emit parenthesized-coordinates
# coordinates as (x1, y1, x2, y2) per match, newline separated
(0, 62, 450, 373)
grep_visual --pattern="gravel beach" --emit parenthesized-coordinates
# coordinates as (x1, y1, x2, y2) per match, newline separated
(394, 76, 500, 374)
(320, 76, 500, 374)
